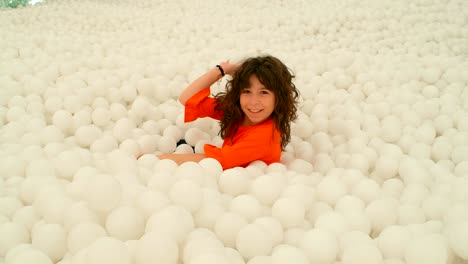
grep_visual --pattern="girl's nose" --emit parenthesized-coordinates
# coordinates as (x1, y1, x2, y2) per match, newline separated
(251, 94, 261, 104)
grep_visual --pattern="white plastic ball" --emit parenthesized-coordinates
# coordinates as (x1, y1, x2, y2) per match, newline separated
(194, 203, 225, 229)
(294, 142, 315, 162)
(12, 206, 39, 231)
(67, 222, 106, 255)
(134, 190, 170, 219)
(422, 194, 450, 221)
(6, 106, 26, 122)
(224, 247, 244, 264)
(444, 203, 468, 227)
(341, 169, 365, 190)
(52, 110, 73, 134)
(306, 201, 333, 225)
(422, 85, 439, 98)
(400, 184, 429, 205)
(451, 145, 468, 164)
(380, 115, 402, 143)
(90, 134, 119, 153)
(162, 125, 183, 142)
(316, 174, 347, 206)
(352, 178, 381, 204)
(283, 228, 306, 247)
(214, 212, 248, 248)
(230, 194, 262, 222)
(119, 139, 141, 156)
(135, 232, 179, 264)
(0, 196, 23, 218)
(175, 143, 194, 154)
(185, 127, 211, 146)
(446, 221, 468, 260)
(381, 178, 405, 199)
(173, 161, 205, 184)
(199, 158, 223, 179)
(248, 174, 285, 207)
(91, 107, 111, 127)
(73, 109, 92, 128)
(236, 224, 273, 260)
(342, 243, 383, 264)
(313, 154, 335, 174)
(0, 222, 30, 256)
(86, 237, 132, 264)
(188, 253, 230, 264)
(218, 168, 249, 196)
(105, 206, 145, 240)
(253, 217, 284, 247)
(339, 230, 374, 257)
(4, 243, 34, 263)
(145, 206, 194, 244)
(281, 184, 315, 210)
(271, 244, 308, 264)
(365, 198, 399, 234)
(169, 179, 202, 212)
(113, 118, 136, 143)
(147, 170, 178, 193)
(377, 225, 411, 259)
(75, 125, 102, 147)
(183, 234, 225, 263)
(287, 158, 314, 174)
(315, 211, 349, 236)
(404, 234, 450, 264)
(157, 135, 177, 153)
(62, 201, 100, 229)
(31, 223, 67, 262)
(299, 228, 338, 264)
(434, 115, 453, 135)
(431, 137, 453, 161)
(374, 155, 399, 180)
(398, 204, 426, 225)
(121, 84, 137, 102)
(53, 150, 82, 179)
(421, 68, 441, 84)
(335, 195, 365, 214)
(272, 197, 305, 228)
(346, 153, 370, 174)
(85, 173, 122, 213)
(110, 103, 128, 121)
(247, 256, 273, 264)
(44, 96, 63, 114)
(106, 146, 137, 170)
(8, 248, 53, 264)
(40, 125, 65, 144)
(454, 161, 468, 177)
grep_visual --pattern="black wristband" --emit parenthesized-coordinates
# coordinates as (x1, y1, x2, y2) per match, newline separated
(216, 65, 225, 77)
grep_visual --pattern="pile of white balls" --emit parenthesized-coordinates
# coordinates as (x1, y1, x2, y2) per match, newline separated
(1, 0, 468, 264)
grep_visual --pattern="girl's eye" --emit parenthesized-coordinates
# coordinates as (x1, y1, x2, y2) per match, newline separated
(242, 90, 250, 94)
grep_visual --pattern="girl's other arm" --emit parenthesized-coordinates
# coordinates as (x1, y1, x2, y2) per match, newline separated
(178, 61, 240, 105)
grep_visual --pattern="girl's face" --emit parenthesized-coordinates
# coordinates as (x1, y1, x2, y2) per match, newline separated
(240, 75, 276, 126)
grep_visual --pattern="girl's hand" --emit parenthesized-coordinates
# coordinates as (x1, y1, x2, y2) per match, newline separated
(219, 61, 241, 76)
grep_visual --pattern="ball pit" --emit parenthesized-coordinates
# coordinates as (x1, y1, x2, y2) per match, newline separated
(0, 0, 467, 263)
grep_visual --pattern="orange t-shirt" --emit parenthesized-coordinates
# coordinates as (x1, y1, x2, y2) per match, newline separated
(184, 88, 281, 169)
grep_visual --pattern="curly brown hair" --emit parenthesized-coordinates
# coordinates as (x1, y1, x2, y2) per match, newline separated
(214, 55, 300, 150)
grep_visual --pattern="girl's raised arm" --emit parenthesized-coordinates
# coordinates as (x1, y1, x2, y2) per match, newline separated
(178, 61, 240, 105)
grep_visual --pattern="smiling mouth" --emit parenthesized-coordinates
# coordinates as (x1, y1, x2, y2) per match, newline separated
(249, 109, 262, 113)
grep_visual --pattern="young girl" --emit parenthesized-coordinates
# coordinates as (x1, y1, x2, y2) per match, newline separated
(154, 55, 299, 170)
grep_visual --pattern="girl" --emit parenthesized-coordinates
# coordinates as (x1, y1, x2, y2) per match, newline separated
(153, 55, 299, 170)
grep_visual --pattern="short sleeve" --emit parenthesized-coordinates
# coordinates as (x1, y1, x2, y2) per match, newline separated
(184, 88, 222, 122)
